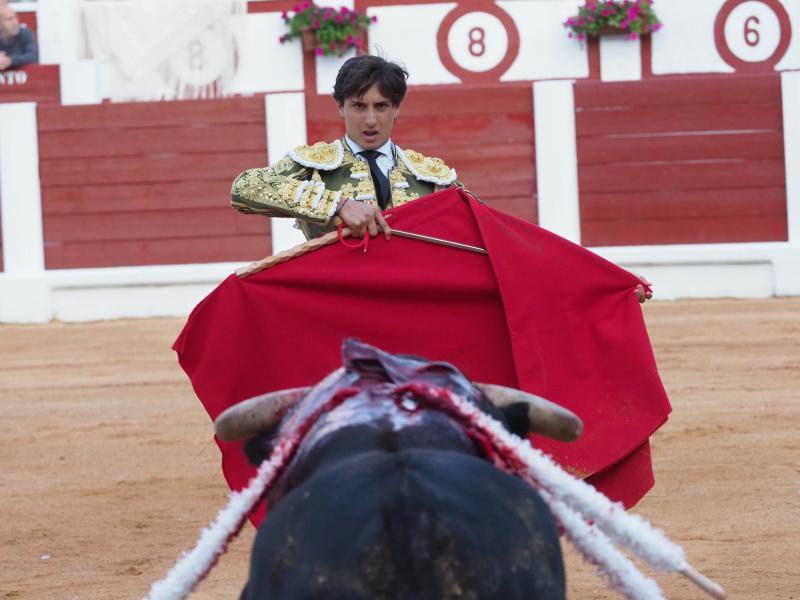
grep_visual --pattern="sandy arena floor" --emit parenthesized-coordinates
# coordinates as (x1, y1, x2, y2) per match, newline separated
(1, 298, 799, 599)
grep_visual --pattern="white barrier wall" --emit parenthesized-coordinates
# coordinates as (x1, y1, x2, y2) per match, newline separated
(25, 0, 800, 98)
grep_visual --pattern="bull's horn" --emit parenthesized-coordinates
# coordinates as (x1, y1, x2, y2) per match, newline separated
(214, 387, 311, 442)
(475, 383, 583, 442)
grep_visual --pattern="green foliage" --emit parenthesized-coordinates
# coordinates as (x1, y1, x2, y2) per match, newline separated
(280, 2, 376, 57)
(564, 0, 661, 41)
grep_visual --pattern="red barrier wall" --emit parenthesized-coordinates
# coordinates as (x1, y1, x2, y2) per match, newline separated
(0, 65, 60, 105)
(18, 11, 37, 35)
(37, 97, 269, 269)
(306, 84, 537, 223)
(576, 73, 788, 246)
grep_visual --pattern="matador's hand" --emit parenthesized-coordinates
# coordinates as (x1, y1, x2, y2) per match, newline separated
(338, 199, 391, 240)
(634, 274, 653, 303)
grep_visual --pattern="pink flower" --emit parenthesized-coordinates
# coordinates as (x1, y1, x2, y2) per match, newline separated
(628, 31, 639, 39)
(601, 9, 611, 17)
(335, 13, 344, 23)
(312, 19, 321, 29)
(346, 35, 354, 44)
(315, 47, 324, 56)
(627, 7, 638, 20)
(577, 32, 586, 41)
(566, 17, 575, 25)
(354, 37, 362, 48)
(322, 10, 331, 20)
(300, 1, 311, 9)
(329, 42, 336, 50)
(340, 6, 348, 13)
(652, 22, 663, 31)
(371, 15, 377, 22)
(281, 11, 288, 19)
(279, 35, 286, 43)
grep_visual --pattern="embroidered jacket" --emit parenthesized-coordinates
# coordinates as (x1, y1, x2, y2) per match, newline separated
(231, 139, 459, 239)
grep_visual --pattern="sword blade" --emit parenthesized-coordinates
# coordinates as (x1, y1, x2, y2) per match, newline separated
(390, 228, 487, 255)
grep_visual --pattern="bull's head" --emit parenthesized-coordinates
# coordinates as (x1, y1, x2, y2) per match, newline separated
(215, 338, 583, 448)
(212, 339, 579, 600)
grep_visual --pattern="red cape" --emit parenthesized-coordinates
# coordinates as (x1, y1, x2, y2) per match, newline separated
(174, 189, 670, 520)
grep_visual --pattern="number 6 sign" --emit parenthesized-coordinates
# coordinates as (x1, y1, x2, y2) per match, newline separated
(714, 0, 792, 71)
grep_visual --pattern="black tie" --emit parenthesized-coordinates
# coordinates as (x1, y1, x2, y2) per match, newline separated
(360, 150, 391, 210)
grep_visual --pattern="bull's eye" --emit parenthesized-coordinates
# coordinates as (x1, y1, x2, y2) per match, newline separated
(400, 397, 418, 411)
(397, 391, 420, 413)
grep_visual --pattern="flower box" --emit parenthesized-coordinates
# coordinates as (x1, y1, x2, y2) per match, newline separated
(564, 0, 661, 41)
(280, 2, 376, 57)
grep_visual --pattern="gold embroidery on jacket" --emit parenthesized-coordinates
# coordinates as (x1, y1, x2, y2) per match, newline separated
(290, 140, 344, 170)
(397, 148, 457, 185)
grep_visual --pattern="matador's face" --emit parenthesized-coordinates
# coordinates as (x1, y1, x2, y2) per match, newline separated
(338, 84, 400, 151)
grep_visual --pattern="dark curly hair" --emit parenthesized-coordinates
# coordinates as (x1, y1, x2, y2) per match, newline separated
(332, 55, 409, 107)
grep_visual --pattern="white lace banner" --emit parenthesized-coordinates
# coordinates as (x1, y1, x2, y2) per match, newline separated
(79, 0, 246, 101)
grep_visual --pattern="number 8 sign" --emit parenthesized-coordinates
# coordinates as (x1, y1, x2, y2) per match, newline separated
(437, 0, 519, 83)
(714, 0, 792, 71)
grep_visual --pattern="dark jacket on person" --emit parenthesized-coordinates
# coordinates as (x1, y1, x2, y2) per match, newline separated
(0, 26, 38, 68)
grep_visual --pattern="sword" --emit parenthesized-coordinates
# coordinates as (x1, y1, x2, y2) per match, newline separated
(390, 228, 487, 255)
(237, 222, 487, 277)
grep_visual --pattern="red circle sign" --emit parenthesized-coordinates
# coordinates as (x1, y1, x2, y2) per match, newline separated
(714, 0, 792, 72)
(436, 0, 520, 83)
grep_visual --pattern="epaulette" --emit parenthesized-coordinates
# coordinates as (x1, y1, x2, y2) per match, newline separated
(397, 147, 458, 186)
(289, 140, 344, 171)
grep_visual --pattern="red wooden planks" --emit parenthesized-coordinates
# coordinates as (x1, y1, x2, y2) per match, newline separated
(579, 159, 785, 193)
(0, 65, 60, 105)
(44, 233, 271, 270)
(578, 131, 784, 165)
(582, 216, 788, 247)
(38, 97, 269, 269)
(575, 73, 781, 108)
(581, 188, 787, 220)
(38, 123, 266, 159)
(575, 102, 782, 137)
(37, 96, 264, 131)
(575, 73, 788, 246)
(39, 151, 264, 187)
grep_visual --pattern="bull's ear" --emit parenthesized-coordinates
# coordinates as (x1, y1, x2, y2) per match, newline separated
(498, 402, 534, 438)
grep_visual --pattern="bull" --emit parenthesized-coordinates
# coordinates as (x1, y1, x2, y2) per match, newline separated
(215, 338, 584, 600)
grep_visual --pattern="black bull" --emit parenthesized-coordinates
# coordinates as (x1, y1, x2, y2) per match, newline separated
(216, 340, 583, 600)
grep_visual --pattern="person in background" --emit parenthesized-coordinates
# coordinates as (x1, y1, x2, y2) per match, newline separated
(0, 4, 38, 71)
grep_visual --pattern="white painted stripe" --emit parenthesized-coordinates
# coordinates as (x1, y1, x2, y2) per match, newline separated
(0, 239, 797, 322)
(533, 80, 581, 244)
(59, 60, 101, 106)
(265, 92, 309, 253)
(0, 102, 45, 274)
(599, 35, 642, 82)
(782, 71, 800, 245)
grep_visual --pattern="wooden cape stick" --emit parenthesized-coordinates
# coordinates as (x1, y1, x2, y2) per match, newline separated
(235, 226, 487, 278)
